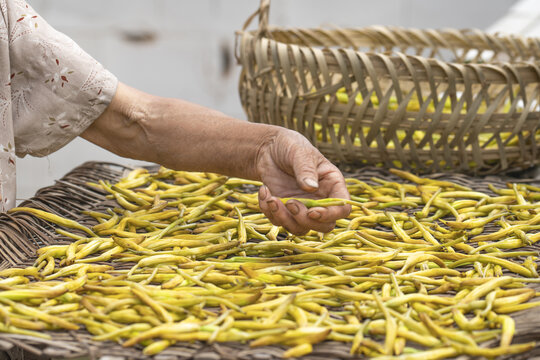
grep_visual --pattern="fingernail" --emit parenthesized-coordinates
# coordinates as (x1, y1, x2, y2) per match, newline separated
(267, 199, 278, 212)
(260, 185, 269, 200)
(286, 202, 299, 215)
(308, 210, 321, 220)
(304, 178, 319, 189)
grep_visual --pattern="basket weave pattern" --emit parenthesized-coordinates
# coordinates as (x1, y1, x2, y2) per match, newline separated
(237, 0, 540, 174)
(1, 162, 540, 359)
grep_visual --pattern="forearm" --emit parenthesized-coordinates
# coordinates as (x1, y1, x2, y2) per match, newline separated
(82, 83, 351, 234)
(145, 98, 279, 180)
(81, 82, 279, 180)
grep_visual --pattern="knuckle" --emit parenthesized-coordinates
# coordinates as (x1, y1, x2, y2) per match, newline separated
(316, 222, 335, 234)
(290, 227, 309, 236)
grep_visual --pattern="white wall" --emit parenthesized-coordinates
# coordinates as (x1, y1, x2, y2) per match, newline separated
(17, 0, 517, 200)
(488, 0, 540, 36)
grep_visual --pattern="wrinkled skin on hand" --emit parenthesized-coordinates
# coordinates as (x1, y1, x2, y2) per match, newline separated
(256, 129, 351, 235)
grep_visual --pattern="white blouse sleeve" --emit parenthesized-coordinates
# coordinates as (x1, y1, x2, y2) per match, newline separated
(0, 0, 118, 211)
(6, 0, 118, 157)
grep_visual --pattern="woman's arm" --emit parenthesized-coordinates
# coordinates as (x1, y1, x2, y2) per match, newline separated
(81, 82, 351, 234)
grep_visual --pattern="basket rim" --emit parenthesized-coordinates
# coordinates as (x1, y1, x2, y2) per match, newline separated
(238, 0, 540, 68)
(237, 33, 540, 94)
(237, 26, 540, 73)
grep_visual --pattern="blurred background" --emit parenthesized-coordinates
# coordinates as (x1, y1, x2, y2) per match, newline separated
(17, 0, 529, 200)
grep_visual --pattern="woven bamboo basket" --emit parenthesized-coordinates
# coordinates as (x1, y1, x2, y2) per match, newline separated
(237, 0, 540, 175)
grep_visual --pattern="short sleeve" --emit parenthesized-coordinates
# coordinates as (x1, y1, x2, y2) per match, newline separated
(5, 0, 118, 157)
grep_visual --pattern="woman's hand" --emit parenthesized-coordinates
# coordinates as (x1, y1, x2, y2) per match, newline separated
(255, 129, 351, 235)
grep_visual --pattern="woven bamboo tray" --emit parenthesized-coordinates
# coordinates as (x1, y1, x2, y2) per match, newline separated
(237, 0, 540, 175)
(0, 161, 539, 359)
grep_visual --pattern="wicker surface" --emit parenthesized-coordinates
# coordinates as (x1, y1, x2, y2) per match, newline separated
(0, 163, 540, 360)
(237, 0, 540, 175)
(0, 161, 539, 359)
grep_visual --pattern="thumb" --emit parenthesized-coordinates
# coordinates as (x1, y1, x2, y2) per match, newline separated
(292, 148, 320, 192)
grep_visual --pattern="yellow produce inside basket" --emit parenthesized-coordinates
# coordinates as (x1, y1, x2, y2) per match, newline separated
(310, 87, 539, 152)
(2, 167, 540, 359)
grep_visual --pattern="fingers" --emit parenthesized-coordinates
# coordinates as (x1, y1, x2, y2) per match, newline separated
(307, 204, 352, 223)
(318, 162, 351, 200)
(302, 163, 351, 222)
(259, 186, 308, 235)
(259, 186, 339, 235)
(290, 142, 321, 193)
(285, 200, 336, 233)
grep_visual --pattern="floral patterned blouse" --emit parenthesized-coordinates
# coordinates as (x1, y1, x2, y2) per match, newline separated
(0, 0, 117, 211)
